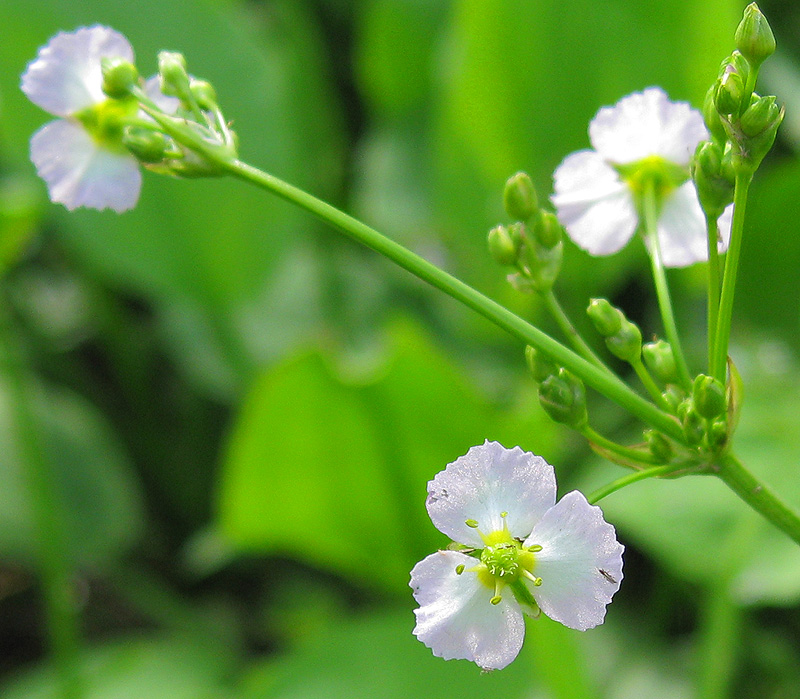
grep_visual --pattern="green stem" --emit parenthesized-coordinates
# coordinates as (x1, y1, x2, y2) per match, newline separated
(0, 308, 83, 698)
(711, 172, 751, 381)
(541, 289, 608, 371)
(588, 464, 678, 504)
(581, 425, 660, 467)
(642, 186, 693, 389)
(715, 452, 800, 546)
(705, 215, 721, 372)
(630, 357, 672, 412)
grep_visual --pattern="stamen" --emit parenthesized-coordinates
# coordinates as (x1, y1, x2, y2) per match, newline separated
(465, 519, 479, 528)
(455, 564, 465, 575)
(522, 570, 543, 586)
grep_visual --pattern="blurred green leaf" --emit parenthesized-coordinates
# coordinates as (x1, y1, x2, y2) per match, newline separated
(1, 634, 237, 698)
(217, 318, 557, 592)
(0, 379, 144, 565)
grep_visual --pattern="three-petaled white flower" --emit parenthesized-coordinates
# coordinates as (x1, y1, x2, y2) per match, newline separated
(21, 26, 142, 212)
(551, 87, 733, 268)
(410, 441, 623, 671)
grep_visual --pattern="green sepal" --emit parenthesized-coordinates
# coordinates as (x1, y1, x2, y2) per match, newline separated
(735, 2, 776, 70)
(101, 57, 140, 99)
(525, 345, 557, 383)
(642, 340, 678, 385)
(586, 298, 622, 337)
(692, 141, 735, 221)
(503, 171, 538, 222)
(532, 212, 563, 249)
(488, 224, 519, 266)
(538, 368, 588, 429)
(644, 429, 674, 462)
(692, 374, 727, 419)
(122, 127, 169, 164)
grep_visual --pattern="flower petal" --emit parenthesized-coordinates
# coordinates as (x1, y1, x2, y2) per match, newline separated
(589, 87, 708, 166)
(30, 119, 141, 212)
(21, 26, 134, 116)
(525, 491, 623, 631)
(410, 550, 525, 670)
(144, 75, 181, 114)
(426, 441, 556, 548)
(551, 150, 638, 257)
(655, 182, 732, 267)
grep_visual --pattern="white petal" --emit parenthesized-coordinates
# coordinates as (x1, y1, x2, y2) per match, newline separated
(426, 441, 556, 548)
(589, 87, 708, 166)
(30, 119, 141, 212)
(21, 26, 134, 116)
(552, 150, 638, 257)
(144, 75, 181, 114)
(410, 550, 525, 670)
(525, 491, 624, 631)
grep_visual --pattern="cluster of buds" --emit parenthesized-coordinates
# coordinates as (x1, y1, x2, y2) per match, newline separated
(695, 2, 781, 208)
(487, 172, 565, 293)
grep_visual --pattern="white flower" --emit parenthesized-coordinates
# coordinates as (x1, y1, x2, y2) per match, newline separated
(21, 26, 141, 212)
(551, 87, 733, 268)
(410, 441, 624, 671)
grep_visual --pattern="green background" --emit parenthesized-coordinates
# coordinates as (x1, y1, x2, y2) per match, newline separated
(0, 1, 798, 696)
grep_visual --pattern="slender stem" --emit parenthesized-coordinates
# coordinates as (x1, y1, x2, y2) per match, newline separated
(711, 172, 751, 381)
(0, 307, 83, 698)
(642, 186, 693, 389)
(581, 425, 660, 466)
(541, 289, 608, 371)
(705, 215, 721, 372)
(630, 357, 672, 412)
(588, 464, 678, 504)
(199, 155, 686, 443)
(715, 452, 800, 546)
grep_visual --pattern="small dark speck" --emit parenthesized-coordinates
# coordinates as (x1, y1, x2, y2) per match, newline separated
(598, 568, 617, 584)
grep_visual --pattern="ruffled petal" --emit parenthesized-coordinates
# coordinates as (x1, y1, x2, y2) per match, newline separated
(426, 441, 556, 548)
(655, 181, 733, 267)
(525, 491, 624, 631)
(410, 550, 525, 670)
(30, 119, 141, 212)
(589, 87, 708, 166)
(552, 150, 638, 257)
(21, 26, 134, 116)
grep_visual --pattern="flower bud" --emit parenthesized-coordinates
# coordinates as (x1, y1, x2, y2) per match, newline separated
(702, 85, 728, 144)
(158, 51, 191, 98)
(735, 3, 776, 70)
(714, 69, 745, 116)
(190, 79, 218, 111)
(532, 211, 563, 249)
(538, 369, 587, 429)
(642, 340, 678, 385)
(525, 345, 557, 383)
(488, 224, 519, 266)
(605, 320, 642, 364)
(692, 374, 726, 419)
(662, 385, 685, 413)
(122, 127, 169, 163)
(719, 51, 751, 85)
(644, 429, 673, 462)
(736, 95, 783, 174)
(586, 298, 622, 337)
(678, 399, 704, 446)
(520, 239, 562, 293)
(708, 418, 729, 450)
(503, 172, 538, 222)
(101, 57, 139, 99)
(692, 141, 735, 219)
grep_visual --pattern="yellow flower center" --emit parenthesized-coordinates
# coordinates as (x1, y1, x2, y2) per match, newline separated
(74, 96, 139, 153)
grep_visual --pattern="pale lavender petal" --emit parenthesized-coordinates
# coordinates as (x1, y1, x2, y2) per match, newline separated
(21, 26, 134, 116)
(552, 150, 638, 257)
(589, 87, 708, 166)
(30, 119, 141, 212)
(525, 491, 623, 631)
(426, 441, 556, 548)
(144, 74, 181, 114)
(410, 550, 525, 670)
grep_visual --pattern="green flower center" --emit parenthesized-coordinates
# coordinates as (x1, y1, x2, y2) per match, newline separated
(615, 155, 690, 216)
(74, 96, 139, 153)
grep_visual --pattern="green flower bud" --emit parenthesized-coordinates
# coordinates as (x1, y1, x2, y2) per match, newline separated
(678, 399, 704, 446)
(662, 385, 685, 413)
(539, 369, 587, 429)
(520, 239, 562, 293)
(586, 298, 622, 337)
(709, 418, 729, 450)
(735, 3, 776, 70)
(692, 374, 727, 419)
(525, 345, 557, 383)
(644, 429, 673, 463)
(715, 69, 745, 116)
(158, 51, 191, 98)
(101, 57, 139, 99)
(719, 51, 751, 85)
(642, 340, 678, 385)
(692, 141, 735, 220)
(532, 212, 563, 249)
(190, 79, 218, 111)
(503, 172, 538, 222)
(488, 224, 519, 266)
(605, 319, 642, 364)
(122, 127, 169, 163)
(736, 95, 783, 174)
(702, 84, 728, 144)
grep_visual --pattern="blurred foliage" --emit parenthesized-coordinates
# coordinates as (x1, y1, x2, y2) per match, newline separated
(0, 0, 798, 697)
